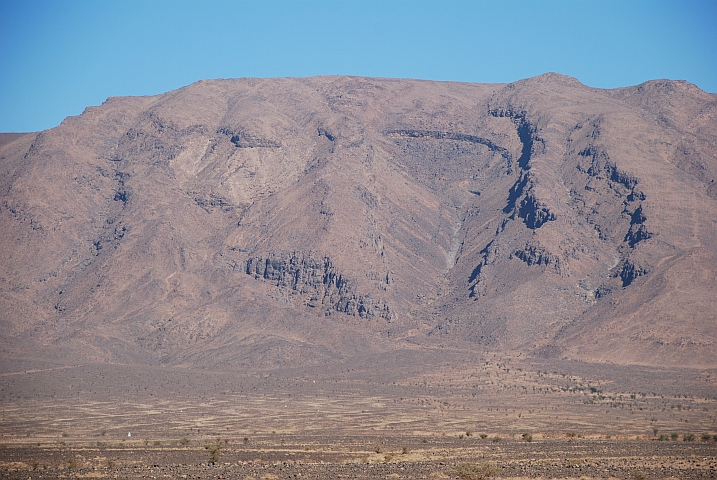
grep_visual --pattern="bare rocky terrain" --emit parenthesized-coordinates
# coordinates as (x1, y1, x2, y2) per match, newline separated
(2, 74, 716, 369)
(1, 74, 716, 478)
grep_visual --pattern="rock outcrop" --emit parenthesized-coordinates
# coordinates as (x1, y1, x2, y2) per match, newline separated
(245, 251, 393, 321)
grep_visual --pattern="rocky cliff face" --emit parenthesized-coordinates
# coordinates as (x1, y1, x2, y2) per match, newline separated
(1, 74, 715, 368)
(245, 251, 393, 321)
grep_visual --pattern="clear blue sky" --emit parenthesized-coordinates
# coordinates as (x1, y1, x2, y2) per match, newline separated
(1, 0, 715, 132)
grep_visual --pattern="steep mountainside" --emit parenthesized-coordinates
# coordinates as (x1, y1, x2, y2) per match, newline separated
(1, 74, 715, 368)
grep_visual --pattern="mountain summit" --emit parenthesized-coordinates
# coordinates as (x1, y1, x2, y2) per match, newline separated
(2, 75, 715, 368)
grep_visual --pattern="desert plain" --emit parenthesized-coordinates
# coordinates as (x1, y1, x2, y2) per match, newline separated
(1, 349, 716, 479)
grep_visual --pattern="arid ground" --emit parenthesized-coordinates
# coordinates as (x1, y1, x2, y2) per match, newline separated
(2, 351, 715, 479)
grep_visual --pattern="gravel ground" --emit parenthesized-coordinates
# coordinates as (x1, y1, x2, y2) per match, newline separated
(2, 437, 716, 479)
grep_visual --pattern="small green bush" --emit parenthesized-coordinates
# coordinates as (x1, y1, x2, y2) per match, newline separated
(454, 462, 500, 480)
(683, 433, 695, 441)
(670, 432, 678, 440)
(205, 442, 221, 464)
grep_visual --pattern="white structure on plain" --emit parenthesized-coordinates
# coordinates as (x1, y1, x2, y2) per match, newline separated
(128, 432, 131, 437)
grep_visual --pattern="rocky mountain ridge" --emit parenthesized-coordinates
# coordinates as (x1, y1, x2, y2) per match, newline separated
(1, 74, 715, 368)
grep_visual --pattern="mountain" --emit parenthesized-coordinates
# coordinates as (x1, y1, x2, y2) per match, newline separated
(1, 74, 715, 369)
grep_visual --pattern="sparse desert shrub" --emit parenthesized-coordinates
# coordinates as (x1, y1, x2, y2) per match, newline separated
(522, 433, 533, 442)
(421, 437, 428, 443)
(453, 462, 500, 480)
(459, 434, 464, 439)
(630, 470, 646, 480)
(670, 432, 678, 440)
(713, 434, 717, 442)
(683, 433, 695, 441)
(243, 437, 249, 444)
(374, 443, 382, 453)
(179, 437, 190, 446)
(491, 436, 501, 442)
(701, 433, 712, 442)
(658, 434, 669, 441)
(153, 440, 162, 446)
(402, 446, 410, 454)
(62, 432, 69, 438)
(205, 441, 221, 464)
(465, 429, 472, 437)
(479, 434, 487, 439)
(384, 453, 394, 462)
(106, 457, 116, 468)
(67, 456, 78, 470)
